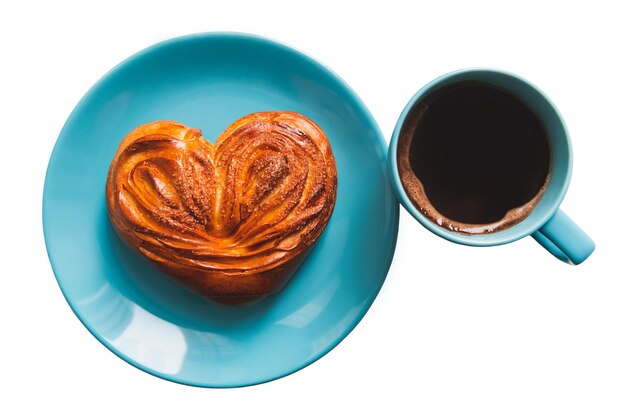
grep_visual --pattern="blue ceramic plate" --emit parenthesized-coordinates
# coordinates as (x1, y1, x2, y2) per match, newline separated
(43, 33, 398, 387)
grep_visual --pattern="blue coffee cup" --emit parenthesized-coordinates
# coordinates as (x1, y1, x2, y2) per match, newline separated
(388, 69, 595, 264)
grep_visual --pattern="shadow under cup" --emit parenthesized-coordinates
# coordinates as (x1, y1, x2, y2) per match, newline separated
(389, 69, 595, 264)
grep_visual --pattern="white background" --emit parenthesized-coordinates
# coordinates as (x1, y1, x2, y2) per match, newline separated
(2, 1, 625, 416)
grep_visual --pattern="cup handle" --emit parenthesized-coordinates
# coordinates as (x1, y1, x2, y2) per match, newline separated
(531, 209, 595, 265)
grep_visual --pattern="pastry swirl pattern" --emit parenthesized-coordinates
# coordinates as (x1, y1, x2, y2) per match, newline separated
(106, 112, 337, 303)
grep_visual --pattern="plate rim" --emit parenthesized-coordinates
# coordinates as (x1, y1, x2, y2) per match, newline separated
(42, 31, 399, 388)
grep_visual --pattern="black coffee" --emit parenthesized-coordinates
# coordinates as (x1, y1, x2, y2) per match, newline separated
(397, 81, 551, 234)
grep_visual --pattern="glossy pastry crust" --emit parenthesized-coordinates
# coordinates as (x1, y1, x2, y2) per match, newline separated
(106, 112, 337, 303)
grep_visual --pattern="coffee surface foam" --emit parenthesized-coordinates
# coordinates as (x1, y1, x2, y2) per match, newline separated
(397, 82, 550, 235)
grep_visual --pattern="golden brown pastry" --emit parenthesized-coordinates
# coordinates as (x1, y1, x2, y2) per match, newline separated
(106, 112, 337, 304)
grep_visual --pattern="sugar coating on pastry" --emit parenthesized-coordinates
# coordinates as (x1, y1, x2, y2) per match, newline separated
(106, 112, 337, 304)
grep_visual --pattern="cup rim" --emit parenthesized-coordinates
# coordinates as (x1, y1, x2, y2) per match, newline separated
(388, 67, 573, 246)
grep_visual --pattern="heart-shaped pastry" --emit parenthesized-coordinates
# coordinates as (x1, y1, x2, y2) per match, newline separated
(106, 112, 337, 304)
